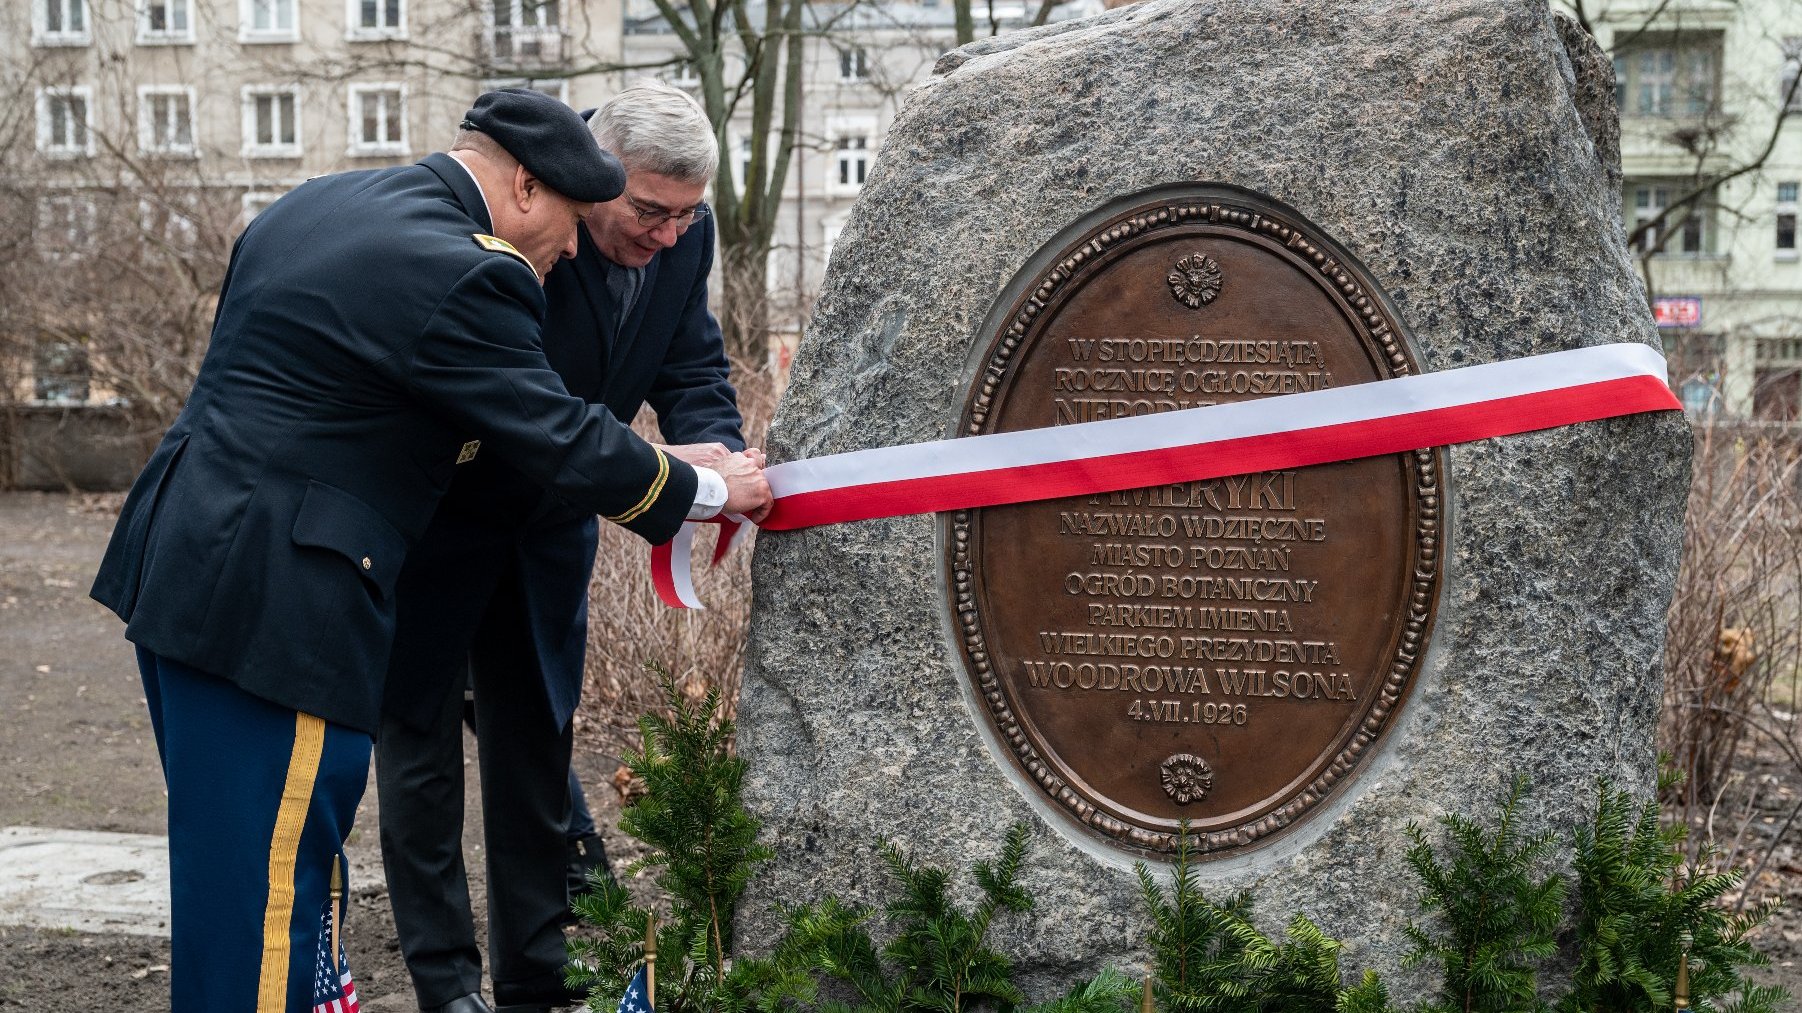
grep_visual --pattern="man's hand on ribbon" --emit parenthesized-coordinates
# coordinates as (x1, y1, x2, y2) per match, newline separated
(716, 450, 773, 523)
(657, 441, 732, 468)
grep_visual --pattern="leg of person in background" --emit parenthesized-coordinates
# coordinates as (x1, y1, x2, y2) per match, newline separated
(377, 664, 488, 1012)
(139, 646, 370, 1013)
(564, 768, 614, 903)
(470, 560, 586, 1012)
(376, 508, 511, 1013)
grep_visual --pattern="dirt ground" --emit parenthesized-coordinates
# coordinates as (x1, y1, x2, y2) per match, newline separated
(6, 489, 1802, 1010)
(0, 491, 635, 1011)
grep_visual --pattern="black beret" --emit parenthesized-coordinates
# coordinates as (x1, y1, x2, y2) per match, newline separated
(461, 89, 625, 204)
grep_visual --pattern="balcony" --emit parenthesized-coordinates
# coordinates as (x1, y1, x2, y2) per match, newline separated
(485, 25, 566, 68)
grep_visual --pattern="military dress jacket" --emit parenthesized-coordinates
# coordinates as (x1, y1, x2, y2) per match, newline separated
(381, 211, 743, 733)
(90, 153, 698, 735)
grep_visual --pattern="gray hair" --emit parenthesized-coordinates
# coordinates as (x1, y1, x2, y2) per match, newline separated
(589, 79, 719, 185)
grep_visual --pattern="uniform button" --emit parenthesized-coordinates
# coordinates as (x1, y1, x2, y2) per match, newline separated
(361, 556, 373, 571)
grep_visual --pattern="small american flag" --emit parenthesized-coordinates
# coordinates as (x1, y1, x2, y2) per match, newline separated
(310, 898, 360, 1013)
(616, 964, 650, 1013)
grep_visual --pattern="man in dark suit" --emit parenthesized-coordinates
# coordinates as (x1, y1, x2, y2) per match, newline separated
(376, 81, 747, 1013)
(89, 89, 772, 1013)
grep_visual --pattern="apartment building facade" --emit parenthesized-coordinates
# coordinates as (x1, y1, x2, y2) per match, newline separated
(1581, 0, 1802, 418)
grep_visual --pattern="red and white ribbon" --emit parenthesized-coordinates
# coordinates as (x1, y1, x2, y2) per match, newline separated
(651, 342, 1680, 609)
(652, 512, 751, 610)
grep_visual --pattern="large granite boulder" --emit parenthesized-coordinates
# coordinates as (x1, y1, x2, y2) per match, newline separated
(737, 0, 1689, 991)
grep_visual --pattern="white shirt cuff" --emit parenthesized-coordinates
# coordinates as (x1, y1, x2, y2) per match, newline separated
(686, 466, 727, 520)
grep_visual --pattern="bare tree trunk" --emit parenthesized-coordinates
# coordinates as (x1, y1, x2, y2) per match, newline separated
(718, 244, 771, 364)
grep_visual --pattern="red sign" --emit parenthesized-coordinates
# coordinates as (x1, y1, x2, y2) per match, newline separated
(1653, 296, 1703, 328)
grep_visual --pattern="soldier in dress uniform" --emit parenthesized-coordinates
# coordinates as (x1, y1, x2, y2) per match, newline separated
(88, 88, 772, 1013)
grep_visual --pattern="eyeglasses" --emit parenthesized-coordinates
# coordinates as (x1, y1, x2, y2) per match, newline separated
(623, 193, 710, 229)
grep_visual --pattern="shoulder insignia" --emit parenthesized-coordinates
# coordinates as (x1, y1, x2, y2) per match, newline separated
(456, 439, 480, 465)
(472, 233, 534, 271)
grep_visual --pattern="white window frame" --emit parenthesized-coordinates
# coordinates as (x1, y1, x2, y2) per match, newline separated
(241, 85, 303, 158)
(239, 0, 298, 43)
(487, 0, 564, 65)
(1631, 183, 1712, 257)
(138, 85, 198, 157)
(669, 58, 700, 88)
(732, 132, 755, 193)
(1778, 180, 1799, 261)
(1783, 38, 1801, 115)
(138, 0, 195, 44)
(345, 0, 405, 41)
(36, 193, 99, 260)
(481, 77, 568, 105)
(34, 0, 90, 46)
(347, 83, 408, 157)
(37, 86, 94, 158)
(829, 120, 873, 194)
(139, 195, 200, 247)
(837, 45, 869, 83)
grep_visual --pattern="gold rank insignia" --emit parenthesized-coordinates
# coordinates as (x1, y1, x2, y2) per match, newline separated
(472, 233, 534, 271)
(456, 439, 481, 464)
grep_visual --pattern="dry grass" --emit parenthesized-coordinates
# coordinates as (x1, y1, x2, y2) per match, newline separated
(573, 358, 782, 759)
(1663, 421, 1802, 860)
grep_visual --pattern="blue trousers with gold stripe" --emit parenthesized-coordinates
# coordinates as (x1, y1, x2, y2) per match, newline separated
(138, 647, 372, 1012)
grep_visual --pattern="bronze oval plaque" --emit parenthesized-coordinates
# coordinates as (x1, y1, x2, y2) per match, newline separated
(947, 187, 1444, 858)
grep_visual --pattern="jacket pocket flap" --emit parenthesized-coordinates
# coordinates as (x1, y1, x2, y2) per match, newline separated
(292, 480, 406, 599)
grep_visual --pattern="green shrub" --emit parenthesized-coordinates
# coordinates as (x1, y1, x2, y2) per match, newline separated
(572, 688, 1788, 1013)
(1136, 827, 1393, 1013)
(1559, 774, 1787, 1013)
(1402, 776, 1564, 1013)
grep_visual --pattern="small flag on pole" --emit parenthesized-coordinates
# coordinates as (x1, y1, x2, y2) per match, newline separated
(309, 895, 360, 1013)
(616, 964, 651, 1013)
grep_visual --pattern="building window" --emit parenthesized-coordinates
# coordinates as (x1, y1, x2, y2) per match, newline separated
(139, 0, 193, 42)
(241, 0, 297, 41)
(348, 84, 406, 155)
(1614, 33, 1721, 118)
(33, 339, 92, 403)
(1779, 181, 1799, 260)
(835, 135, 869, 191)
(348, 0, 404, 37)
(482, 78, 567, 104)
(1677, 376, 1721, 417)
(242, 87, 301, 157)
(1783, 38, 1800, 114)
(1628, 183, 1712, 256)
(139, 87, 196, 155)
(37, 87, 93, 157)
(35, 0, 89, 44)
(36, 194, 97, 259)
(488, 0, 564, 67)
(139, 196, 200, 247)
(838, 46, 868, 82)
(669, 59, 700, 87)
(735, 135, 754, 191)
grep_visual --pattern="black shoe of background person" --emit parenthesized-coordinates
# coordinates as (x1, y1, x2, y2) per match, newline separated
(566, 831, 616, 900)
(424, 993, 495, 1013)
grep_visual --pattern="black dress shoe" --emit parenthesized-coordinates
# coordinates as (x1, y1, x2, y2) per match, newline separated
(424, 994, 495, 1013)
